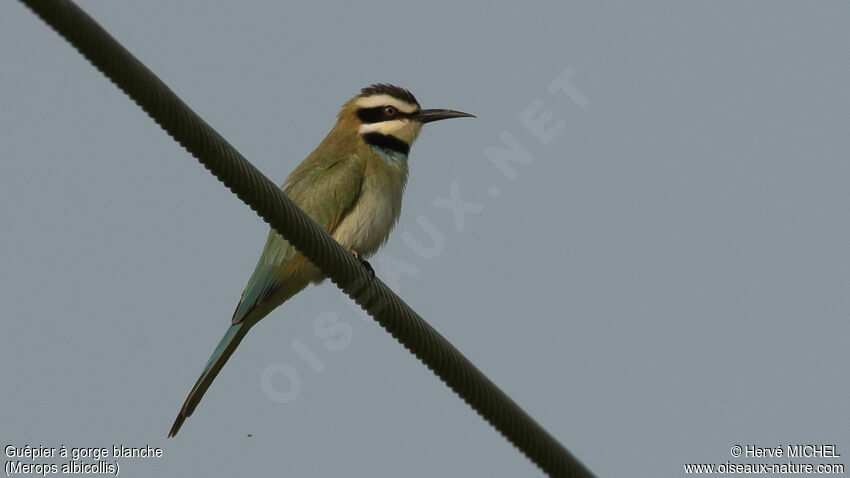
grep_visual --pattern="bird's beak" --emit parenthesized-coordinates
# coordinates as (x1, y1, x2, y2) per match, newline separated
(414, 109, 476, 124)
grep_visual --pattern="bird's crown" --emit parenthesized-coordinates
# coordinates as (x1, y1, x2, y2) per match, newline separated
(353, 84, 422, 122)
(359, 84, 420, 108)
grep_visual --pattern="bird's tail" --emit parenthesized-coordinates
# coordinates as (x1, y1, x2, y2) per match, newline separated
(168, 322, 250, 437)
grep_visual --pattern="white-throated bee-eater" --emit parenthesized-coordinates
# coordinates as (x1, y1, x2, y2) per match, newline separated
(168, 84, 474, 437)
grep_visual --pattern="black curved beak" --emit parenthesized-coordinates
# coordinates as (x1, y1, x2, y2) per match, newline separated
(414, 108, 476, 124)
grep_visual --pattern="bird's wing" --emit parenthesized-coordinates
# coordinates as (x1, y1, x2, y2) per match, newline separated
(231, 155, 365, 324)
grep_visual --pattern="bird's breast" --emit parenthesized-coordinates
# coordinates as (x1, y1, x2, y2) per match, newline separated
(331, 158, 407, 257)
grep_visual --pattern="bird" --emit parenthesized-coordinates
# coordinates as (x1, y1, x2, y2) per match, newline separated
(168, 84, 474, 437)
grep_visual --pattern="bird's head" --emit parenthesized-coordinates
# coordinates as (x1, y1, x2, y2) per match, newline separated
(338, 84, 474, 157)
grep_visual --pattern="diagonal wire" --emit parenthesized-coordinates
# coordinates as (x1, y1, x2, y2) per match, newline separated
(18, 1, 595, 476)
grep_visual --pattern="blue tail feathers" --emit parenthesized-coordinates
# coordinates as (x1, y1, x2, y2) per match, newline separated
(168, 322, 249, 437)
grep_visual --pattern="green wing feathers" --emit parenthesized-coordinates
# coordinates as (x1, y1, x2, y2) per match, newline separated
(231, 155, 365, 325)
(287, 154, 365, 231)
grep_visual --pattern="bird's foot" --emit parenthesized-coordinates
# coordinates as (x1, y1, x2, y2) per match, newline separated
(349, 249, 375, 279)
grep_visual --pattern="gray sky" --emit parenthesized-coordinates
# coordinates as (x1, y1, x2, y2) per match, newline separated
(2, 1, 848, 476)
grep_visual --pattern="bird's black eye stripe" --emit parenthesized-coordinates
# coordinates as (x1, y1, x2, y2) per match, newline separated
(356, 106, 410, 124)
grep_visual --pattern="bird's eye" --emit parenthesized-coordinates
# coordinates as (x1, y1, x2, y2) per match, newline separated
(384, 105, 396, 116)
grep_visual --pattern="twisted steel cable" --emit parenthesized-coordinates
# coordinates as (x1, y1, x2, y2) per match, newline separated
(19, 1, 595, 476)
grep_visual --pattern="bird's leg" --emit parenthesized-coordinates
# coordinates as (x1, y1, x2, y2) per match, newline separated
(349, 248, 375, 279)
